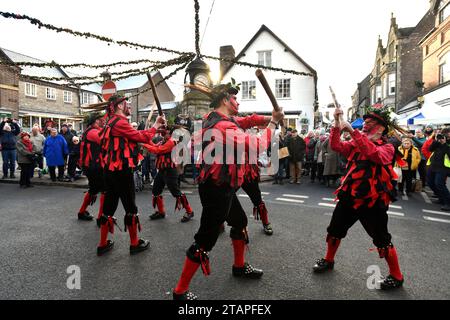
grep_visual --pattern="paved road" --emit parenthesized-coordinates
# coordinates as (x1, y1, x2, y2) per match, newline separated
(0, 181, 449, 300)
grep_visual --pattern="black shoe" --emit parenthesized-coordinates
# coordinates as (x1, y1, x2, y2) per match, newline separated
(232, 262, 263, 279)
(78, 211, 94, 221)
(26, 184, 34, 188)
(150, 212, 166, 220)
(313, 258, 334, 273)
(1, 175, 7, 179)
(379, 275, 404, 290)
(97, 240, 114, 256)
(263, 223, 273, 236)
(441, 205, 450, 212)
(181, 212, 194, 223)
(173, 290, 198, 300)
(10, 173, 16, 179)
(279, 180, 284, 185)
(130, 239, 150, 255)
(272, 180, 279, 185)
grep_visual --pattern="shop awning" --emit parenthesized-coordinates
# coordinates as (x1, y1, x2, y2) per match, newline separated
(407, 112, 425, 125)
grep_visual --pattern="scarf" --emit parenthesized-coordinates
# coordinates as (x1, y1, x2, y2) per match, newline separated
(22, 138, 33, 152)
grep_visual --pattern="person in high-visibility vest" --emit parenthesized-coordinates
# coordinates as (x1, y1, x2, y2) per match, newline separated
(426, 128, 450, 212)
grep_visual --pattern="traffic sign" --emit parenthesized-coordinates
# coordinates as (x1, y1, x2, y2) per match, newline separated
(102, 80, 117, 101)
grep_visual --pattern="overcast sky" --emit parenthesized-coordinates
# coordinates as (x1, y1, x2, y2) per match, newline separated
(0, 0, 430, 109)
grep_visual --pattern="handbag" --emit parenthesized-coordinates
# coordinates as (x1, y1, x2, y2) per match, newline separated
(278, 147, 290, 159)
(393, 167, 402, 182)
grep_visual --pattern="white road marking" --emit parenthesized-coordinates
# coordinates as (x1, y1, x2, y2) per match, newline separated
(282, 194, 309, 199)
(389, 205, 402, 209)
(183, 191, 193, 194)
(324, 212, 333, 216)
(261, 192, 270, 195)
(318, 203, 336, 208)
(238, 194, 249, 198)
(387, 211, 405, 217)
(322, 198, 335, 201)
(422, 209, 450, 217)
(275, 198, 305, 203)
(423, 216, 450, 224)
(401, 194, 409, 201)
(421, 192, 432, 204)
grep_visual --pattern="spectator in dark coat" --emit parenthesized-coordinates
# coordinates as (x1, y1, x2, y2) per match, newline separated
(287, 129, 306, 184)
(67, 136, 81, 181)
(1, 119, 21, 179)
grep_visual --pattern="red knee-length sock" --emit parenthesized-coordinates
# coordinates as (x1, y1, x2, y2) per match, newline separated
(385, 246, 403, 281)
(232, 239, 246, 268)
(78, 193, 91, 214)
(128, 215, 139, 247)
(174, 257, 200, 294)
(98, 222, 109, 247)
(258, 203, 270, 225)
(97, 193, 105, 220)
(325, 236, 341, 262)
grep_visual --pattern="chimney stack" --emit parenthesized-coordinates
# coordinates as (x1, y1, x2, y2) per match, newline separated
(219, 45, 235, 78)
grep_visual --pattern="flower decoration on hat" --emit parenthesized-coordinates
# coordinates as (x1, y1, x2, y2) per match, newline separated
(364, 103, 407, 135)
(184, 78, 241, 108)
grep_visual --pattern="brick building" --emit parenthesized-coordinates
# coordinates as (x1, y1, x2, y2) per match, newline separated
(365, 7, 436, 115)
(349, 74, 371, 121)
(0, 47, 101, 132)
(0, 50, 20, 120)
(414, 0, 450, 125)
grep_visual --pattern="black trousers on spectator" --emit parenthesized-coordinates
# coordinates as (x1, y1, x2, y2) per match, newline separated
(327, 199, 392, 248)
(152, 167, 182, 197)
(317, 162, 324, 182)
(19, 163, 33, 186)
(310, 161, 318, 181)
(68, 155, 79, 178)
(49, 166, 64, 180)
(241, 180, 262, 207)
(399, 169, 413, 193)
(103, 168, 138, 216)
(418, 159, 427, 187)
(194, 180, 248, 252)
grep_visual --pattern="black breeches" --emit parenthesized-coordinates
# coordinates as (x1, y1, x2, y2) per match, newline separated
(240, 180, 263, 207)
(152, 167, 182, 197)
(326, 199, 392, 248)
(85, 167, 104, 195)
(103, 169, 138, 216)
(194, 181, 248, 252)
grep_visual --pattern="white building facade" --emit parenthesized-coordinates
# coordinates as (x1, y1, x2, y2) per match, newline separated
(221, 25, 318, 132)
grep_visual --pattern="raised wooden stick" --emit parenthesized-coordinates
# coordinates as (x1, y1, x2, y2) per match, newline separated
(146, 72, 163, 116)
(255, 69, 284, 129)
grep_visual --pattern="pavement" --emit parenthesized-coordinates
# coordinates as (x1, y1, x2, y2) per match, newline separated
(0, 179, 449, 300)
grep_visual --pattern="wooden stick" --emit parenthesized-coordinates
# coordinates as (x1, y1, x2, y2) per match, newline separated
(146, 72, 163, 116)
(329, 86, 344, 125)
(144, 101, 157, 130)
(255, 69, 284, 131)
(255, 69, 280, 112)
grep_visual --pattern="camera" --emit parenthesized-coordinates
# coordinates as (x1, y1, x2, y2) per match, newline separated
(436, 134, 445, 140)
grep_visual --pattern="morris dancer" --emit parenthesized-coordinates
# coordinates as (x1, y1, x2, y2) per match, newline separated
(77, 112, 105, 223)
(143, 126, 194, 223)
(313, 105, 405, 290)
(172, 80, 284, 300)
(96, 95, 164, 256)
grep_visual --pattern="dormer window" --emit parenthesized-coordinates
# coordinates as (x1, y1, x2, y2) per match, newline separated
(439, 2, 449, 24)
(257, 51, 272, 67)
